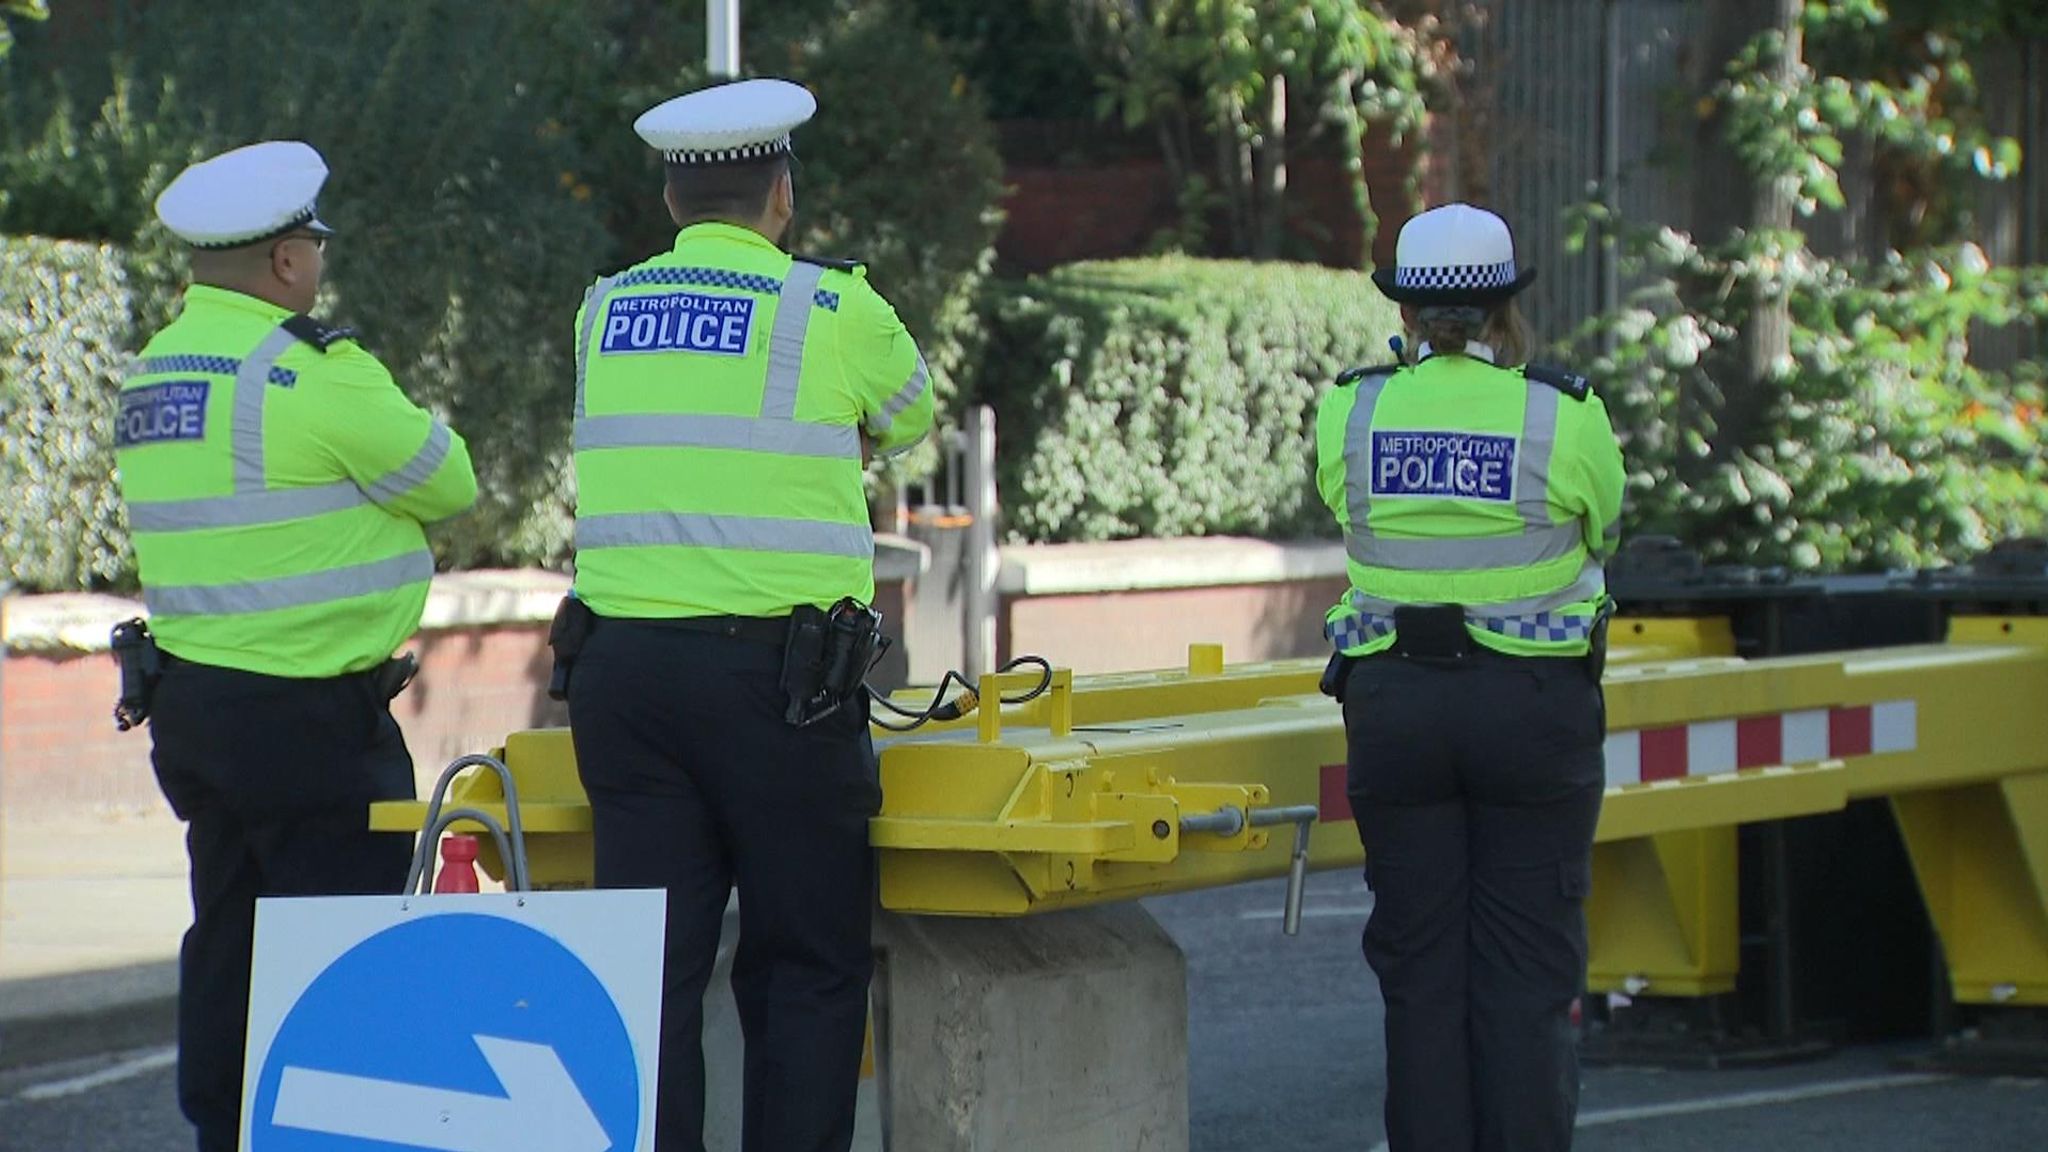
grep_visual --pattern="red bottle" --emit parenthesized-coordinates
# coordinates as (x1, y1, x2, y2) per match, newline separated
(433, 834, 481, 894)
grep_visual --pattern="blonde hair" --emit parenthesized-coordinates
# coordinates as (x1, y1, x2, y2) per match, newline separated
(1408, 300, 1533, 367)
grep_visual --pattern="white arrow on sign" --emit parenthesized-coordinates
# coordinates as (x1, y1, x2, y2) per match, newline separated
(271, 1034, 611, 1152)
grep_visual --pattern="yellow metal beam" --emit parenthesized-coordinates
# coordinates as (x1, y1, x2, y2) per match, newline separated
(877, 621, 1735, 741)
(366, 617, 2048, 1012)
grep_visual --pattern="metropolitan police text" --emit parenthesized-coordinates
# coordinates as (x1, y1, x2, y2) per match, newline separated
(1370, 431, 1517, 502)
(600, 291, 755, 357)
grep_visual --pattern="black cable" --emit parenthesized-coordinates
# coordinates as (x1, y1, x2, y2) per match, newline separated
(864, 654, 1055, 732)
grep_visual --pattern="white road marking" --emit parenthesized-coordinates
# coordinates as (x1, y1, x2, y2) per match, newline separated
(1574, 1072, 1951, 1127)
(16, 1047, 178, 1101)
(1364, 1072, 1951, 1152)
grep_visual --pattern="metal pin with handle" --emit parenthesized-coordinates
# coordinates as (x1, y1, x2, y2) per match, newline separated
(1249, 805, 1319, 935)
(1181, 803, 1320, 936)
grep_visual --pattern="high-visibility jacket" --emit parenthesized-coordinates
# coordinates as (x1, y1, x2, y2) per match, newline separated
(570, 222, 935, 618)
(115, 285, 477, 678)
(1314, 348, 1626, 657)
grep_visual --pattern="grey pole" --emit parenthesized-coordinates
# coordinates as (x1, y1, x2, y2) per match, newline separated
(962, 406, 999, 677)
(706, 0, 740, 77)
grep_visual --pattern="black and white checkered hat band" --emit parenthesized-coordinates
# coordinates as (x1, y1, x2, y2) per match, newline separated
(1393, 260, 1518, 291)
(191, 206, 318, 250)
(663, 134, 792, 164)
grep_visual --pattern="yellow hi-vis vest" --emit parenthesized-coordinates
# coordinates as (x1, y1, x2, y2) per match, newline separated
(1313, 350, 1627, 658)
(115, 285, 477, 678)
(570, 222, 935, 618)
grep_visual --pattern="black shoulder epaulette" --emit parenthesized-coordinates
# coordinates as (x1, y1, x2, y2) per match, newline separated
(1523, 362, 1591, 401)
(792, 254, 865, 273)
(1335, 363, 1402, 388)
(281, 314, 358, 353)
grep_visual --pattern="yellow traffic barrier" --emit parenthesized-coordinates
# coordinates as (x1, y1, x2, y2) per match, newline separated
(371, 618, 2048, 1009)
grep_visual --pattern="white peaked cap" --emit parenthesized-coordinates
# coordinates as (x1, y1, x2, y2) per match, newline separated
(635, 78, 818, 165)
(154, 140, 335, 249)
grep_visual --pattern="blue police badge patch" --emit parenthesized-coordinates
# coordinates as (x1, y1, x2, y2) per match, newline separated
(600, 291, 754, 357)
(116, 381, 211, 447)
(1371, 431, 1516, 501)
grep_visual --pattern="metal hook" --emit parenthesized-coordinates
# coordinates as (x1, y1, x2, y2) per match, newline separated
(405, 753, 531, 894)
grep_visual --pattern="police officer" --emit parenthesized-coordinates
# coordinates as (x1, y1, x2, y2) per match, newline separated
(1315, 203, 1626, 1152)
(116, 140, 478, 1152)
(560, 79, 934, 1152)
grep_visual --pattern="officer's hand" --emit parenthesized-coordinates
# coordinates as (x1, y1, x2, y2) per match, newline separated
(860, 432, 874, 467)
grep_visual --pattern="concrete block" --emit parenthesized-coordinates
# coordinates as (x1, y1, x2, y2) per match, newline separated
(871, 904, 1188, 1151)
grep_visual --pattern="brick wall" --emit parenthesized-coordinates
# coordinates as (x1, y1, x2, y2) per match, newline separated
(0, 648, 148, 816)
(998, 578, 1347, 675)
(996, 124, 1425, 273)
(0, 622, 566, 821)
(0, 553, 1333, 820)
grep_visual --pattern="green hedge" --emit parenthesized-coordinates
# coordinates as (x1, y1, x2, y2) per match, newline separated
(0, 0, 1005, 589)
(0, 236, 136, 590)
(974, 257, 1402, 542)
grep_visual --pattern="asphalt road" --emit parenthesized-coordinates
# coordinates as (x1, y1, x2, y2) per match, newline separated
(4, 870, 2043, 1151)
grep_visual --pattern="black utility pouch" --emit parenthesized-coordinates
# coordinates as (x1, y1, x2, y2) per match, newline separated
(1585, 612, 1611, 685)
(780, 604, 833, 726)
(110, 617, 162, 731)
(821, 599, 885, 697)
(546, 595, 598, 702)
(1319, 650, 1357, 702)
(374, 652, 420, 703)
(781, 599, 887, 728)
(1391, 603, 1471, 662)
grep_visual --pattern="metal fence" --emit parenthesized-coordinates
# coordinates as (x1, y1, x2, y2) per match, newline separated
(1471, 0, 2041, 357)
(1472, 0, 1702, 342)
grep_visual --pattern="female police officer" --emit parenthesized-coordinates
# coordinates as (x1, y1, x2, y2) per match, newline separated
(1314, 203, 1626, 1152)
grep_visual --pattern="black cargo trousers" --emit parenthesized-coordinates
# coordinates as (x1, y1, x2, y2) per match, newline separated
(566, 620, 881, 1152)
(1344, 649, 1605, 1152)
(148, 657, 416, 1152)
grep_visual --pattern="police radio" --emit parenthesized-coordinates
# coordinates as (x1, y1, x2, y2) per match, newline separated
(110, 618, 162, 731)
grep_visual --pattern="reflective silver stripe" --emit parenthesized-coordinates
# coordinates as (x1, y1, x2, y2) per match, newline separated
(1348, 557, 1607, 618)
(874, 427, 929, 461)
(1340, 370, 1394, 540)
(365, 422, 453, 505)
(760, 262, 825, 420)
(1515, 382, 1560, 531)
(574, 413, 858, 458)
(1598, 517, 1622, 558)
(1347, 521, 1584, 571)
(573, 276, 616, 420)
(143, 550, 433, 617)
(231, 327, 300, 494)
(576, 511, 873, 558)
(866, 353, 930, 435)
(127, 481, 369, 532)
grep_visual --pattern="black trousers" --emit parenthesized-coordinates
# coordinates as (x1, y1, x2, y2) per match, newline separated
(148, 657, 416, 1152)
(1344, 652, 1605, 1152)
(566, 621, 880, 1152)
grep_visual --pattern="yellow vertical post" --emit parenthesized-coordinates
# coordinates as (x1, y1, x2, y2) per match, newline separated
(1047, 668, 1075, 738)
(977, 680, 1004, 744)
(1893, 775, 2048, 1006)
(1586, 826, 1741, 996)
(1188, 644, 1225, 677)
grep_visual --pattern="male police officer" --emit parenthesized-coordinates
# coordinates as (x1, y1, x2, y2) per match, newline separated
(1315, 204, 1626, 1152)
(115, 140, 477, 1152)
(560, 79, 934, 1152)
